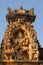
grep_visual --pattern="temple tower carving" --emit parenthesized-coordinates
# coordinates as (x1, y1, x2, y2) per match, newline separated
(1, 7, 40, 61)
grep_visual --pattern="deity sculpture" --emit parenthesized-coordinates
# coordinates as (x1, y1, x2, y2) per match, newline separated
(2, 40, 14, 60)
(29, 40, 39, 60)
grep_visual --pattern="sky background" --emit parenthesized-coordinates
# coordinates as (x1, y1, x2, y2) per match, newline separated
(0, 0, 43, 47)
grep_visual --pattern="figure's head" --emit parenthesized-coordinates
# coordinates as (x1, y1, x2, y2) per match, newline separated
(7, 42, 11, 49)
(7, 39, 11, 48)
(18, 31, 22, 38)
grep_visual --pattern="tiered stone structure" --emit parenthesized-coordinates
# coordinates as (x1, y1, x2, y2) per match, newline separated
(0, 7, 43, 65)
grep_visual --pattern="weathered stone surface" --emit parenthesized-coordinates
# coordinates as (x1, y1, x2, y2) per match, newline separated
(0, 7, 43, 65)
(1, 7, 40, 61)
(0, 60, 43, 65)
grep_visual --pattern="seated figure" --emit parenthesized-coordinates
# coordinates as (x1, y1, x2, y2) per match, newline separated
(3, 41, 14, 60)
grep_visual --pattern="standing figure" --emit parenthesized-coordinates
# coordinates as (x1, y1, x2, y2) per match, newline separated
(29, 40, 39, 60)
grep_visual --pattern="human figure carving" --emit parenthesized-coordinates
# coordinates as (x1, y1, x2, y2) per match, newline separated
(3, 40, 14, 60)
(29, 40, 39, 60)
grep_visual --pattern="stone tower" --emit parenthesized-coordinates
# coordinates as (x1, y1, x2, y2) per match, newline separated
(1, 7, 40, 61)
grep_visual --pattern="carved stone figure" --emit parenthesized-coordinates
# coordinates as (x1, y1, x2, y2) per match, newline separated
(29, 40, 39, 60)
(2, 40, 14, 60)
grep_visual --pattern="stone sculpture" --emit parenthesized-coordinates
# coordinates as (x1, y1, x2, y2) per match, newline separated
(1, 7, 39, 61)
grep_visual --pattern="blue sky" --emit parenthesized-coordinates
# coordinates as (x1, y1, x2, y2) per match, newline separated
(0, 0, 43, 47)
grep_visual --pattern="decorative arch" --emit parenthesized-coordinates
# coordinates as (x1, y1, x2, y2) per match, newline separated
(11, 25, 32, 45)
